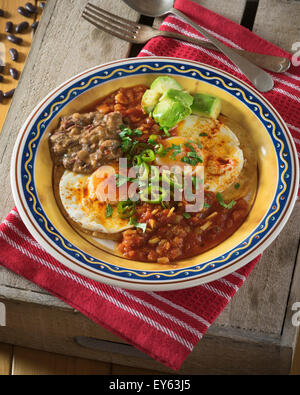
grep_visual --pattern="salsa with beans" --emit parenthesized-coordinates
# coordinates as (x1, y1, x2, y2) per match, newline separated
(92, 86, 249, 263)
(118, 194, 248, 263)
(95, 85, 164, 140)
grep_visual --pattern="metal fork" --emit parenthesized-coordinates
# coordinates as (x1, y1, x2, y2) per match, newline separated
(82, 2, 290, 73)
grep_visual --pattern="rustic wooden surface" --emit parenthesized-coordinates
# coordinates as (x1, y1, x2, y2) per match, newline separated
(0, 342, 163, 375)
(253, 0, 300, 51)
(0, 0, 299, 375)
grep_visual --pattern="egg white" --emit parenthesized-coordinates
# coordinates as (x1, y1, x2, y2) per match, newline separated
(175, 115, 244, 192)
(59, 170, 133, 234)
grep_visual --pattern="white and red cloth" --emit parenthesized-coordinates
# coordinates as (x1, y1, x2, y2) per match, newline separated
(0, 0, 299, 371)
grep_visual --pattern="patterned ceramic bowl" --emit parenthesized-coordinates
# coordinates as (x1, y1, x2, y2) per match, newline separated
(11, 57, 299, 290)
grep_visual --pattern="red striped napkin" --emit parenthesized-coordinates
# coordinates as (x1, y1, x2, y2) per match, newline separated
(0, 209, 260, 371)
(0, 0, 299, 371)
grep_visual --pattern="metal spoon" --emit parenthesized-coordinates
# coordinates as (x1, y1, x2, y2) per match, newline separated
(122, 0, 274, 92)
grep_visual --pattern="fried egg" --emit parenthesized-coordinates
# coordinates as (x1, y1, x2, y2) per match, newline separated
(173, 115, 244, 192)
(59, 166, 133, 235)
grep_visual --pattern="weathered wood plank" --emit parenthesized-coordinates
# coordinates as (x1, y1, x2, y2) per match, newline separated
(214, 201, 300, 336)
(12, 346, 111, 375)
(291, 332, 300, 374)
(0, 342, 12, 375)
(111, 364, 164, 375)
(153, 0, 247, 29)
(253, 0, 300, 52)
(282, 228, 300, 373)
(0, 297, 293, 374)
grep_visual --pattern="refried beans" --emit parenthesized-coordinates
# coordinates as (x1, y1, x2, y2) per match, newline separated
(49, 111, 123, 174)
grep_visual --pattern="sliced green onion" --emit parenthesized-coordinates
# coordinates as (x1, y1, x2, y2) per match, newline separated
(139, 186, 168, 204)
(154, 143, 164, 155)
(117, 200, 136, 218)
(150, 165, 160, 184)
(163, 127, 170, 137)
(148, 134, 158, 144)
(161, 171, 182, 189)
(132, 155, 142, 166)
(141, 149, 155, 163)
(139, 161, 150, 181)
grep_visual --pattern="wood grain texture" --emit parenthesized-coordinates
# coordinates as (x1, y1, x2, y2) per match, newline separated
(111, 364, 164, 375)
(0, 297, 295, 374)
(12, 346, 111, 375)
(253, 0, 300, 52)
(214, 201, 300, 336)
(0, 342, 12, 375)
(291, 332, 300, 374)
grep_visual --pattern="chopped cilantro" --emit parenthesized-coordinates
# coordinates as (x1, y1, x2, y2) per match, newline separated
(160, 144, 182, 159)
(234, 183, 240, 189)
(119, 125, 142, 153)
(183, 212, 191, 219)
(129, 217, 147, 233)
(120, 125, 142, 137)
(181, 154, 203, 166)
(180, 142, 203, 165)
(170, 144, 182, 159)
(199, 132, 207, 136)
(216, 192, 236, 209)
(105, 203, 113, 218)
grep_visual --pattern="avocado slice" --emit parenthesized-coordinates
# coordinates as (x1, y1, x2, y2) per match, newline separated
(150, 76, 182, 92)
(162, 89, 194, 108)
(141, 89, 161, 113)
(191, 93, 222, 119)
(152, 96, 192, 130)
(141, 76, 182, 113)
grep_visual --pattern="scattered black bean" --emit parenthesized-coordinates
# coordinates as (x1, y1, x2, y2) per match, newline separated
(4, 89, 15, 98)
(31, 21, 39, 30)
(17, 6, 31, 18)
(5, 21, 13, 33)
(0, 91, 3, 103)
(0, 75, 3, 83)
(9, 48, 19, 62)
(0, 9, 4, 17)
(9, 68, 19, 80)
(25, 2, 37, 14)
(16, 21, 29, 34)
(0, 64, 3, 73)
(7, 34, 23, 45)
